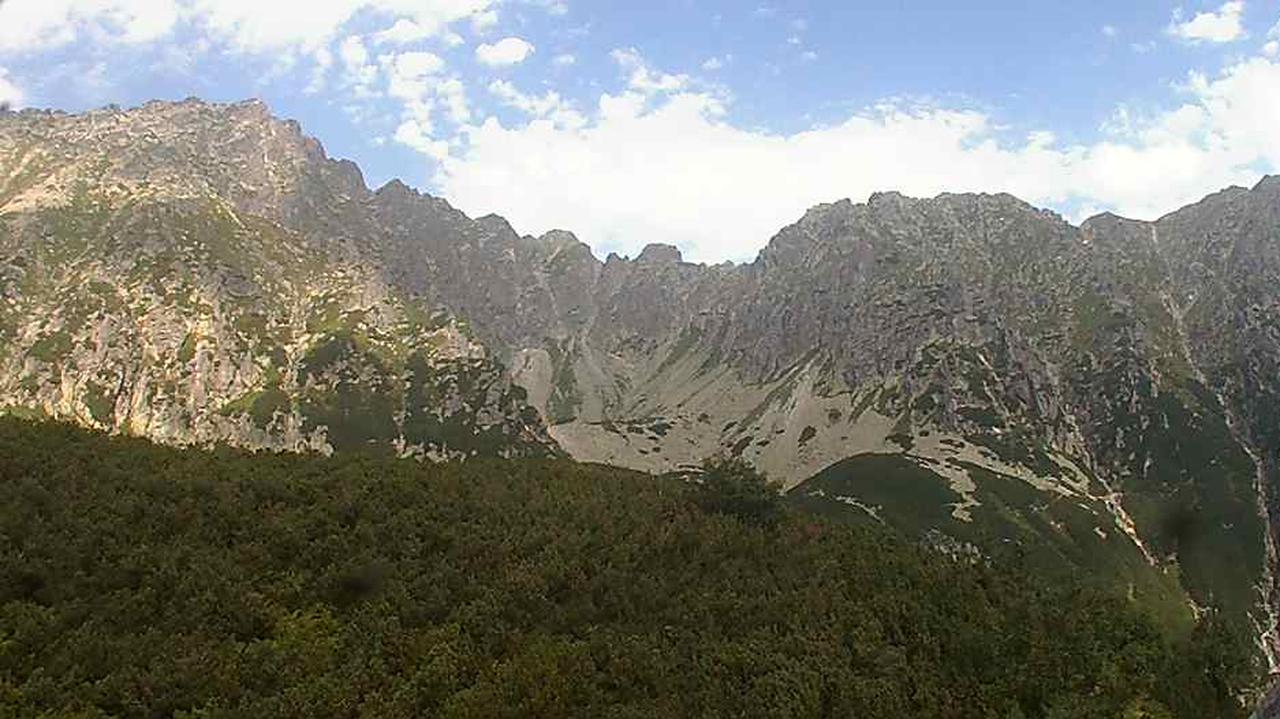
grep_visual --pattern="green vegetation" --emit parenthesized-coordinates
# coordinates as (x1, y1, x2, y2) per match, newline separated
(791, 455, 960, 533)
(402, 353, 543, 458)
(33, 182, 113, 266)
(177, 332, 198, 364)
(221, 387, 291, 429)
(544, 339, 581, 425)
(81, 382, 114, 425)
(789, 454, 1221, 637)
(654, 326, 704, 377)
(27, 331, 72, 363)
(297, 331, 399, 451)
(1069, 348, 1266, 621)
(969, 426, 1060, 477)
(0, 419, 1260, 718)
(695, 456, 784, 527)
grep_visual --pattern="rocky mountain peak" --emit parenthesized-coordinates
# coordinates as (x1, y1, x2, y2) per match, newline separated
(375, 178, 418, 197)
(534, 228, 582, 246)
(1255, 174, 1280, 194)
(635, 242, 684, 264)
(1079, 211, 1147, 237)
(533, 230, 597, 264)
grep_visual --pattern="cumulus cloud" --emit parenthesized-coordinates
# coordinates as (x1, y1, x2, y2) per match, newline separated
(488, 79, 584, 128)
(0, 0, 180, 52)
(305, 45, 335, 94)
(612, 48, 690, 93)
(381, 50, 446, 132)
(476, 36, 535, 66)
(0, 68, 24, 108)
(0, 0, 498, 54)
(429, 51, 1280, 263)
(367, 48, 472, 160)
(373, 19, 433, 45)
(1168, 1, 1247, 44)
(394, 119, 450, 160)
(338, 35, 378, 94)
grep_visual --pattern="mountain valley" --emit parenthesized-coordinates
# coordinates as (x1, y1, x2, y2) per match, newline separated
(2, 98, 1279, 669)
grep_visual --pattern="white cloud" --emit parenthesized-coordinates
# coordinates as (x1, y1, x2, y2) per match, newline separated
(337, 36, 373, 75)
(476, 36, 535, 66)
(612, 48, 690, 93)
(429, 53, 1280, 263)
(394, 119, 449, 160)
(199, 0, 499, 51)
(1102, 24, 1118, 38)
(387, 50, 445, 78)
(381, 50, 446, 135)
(553, 53, 576, 67)
(701, 56, 726, 71)
(0, 0, 497, 54)
(373, 19, 432, 45)
(0, 0, 180, 52)
(191, 0, 352, 51)
(471, 9, 499, 32)
(305, 45, 334, 94)
(1168, 1, 1247, 44)
(525, 0, 567, 15)
(385, 51, 444, 111)
(0, 68, 24, 108)
(377, 49, 474, 156)
(438, 77, 471, 123)
(339, 35, 378, 94)
(488, 79, 584, 128)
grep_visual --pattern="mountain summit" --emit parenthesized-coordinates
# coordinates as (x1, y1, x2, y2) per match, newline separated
(3, 100, 1279, 655)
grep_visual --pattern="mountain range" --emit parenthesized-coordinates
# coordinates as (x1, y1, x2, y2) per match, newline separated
(2, 98, 1278, 660)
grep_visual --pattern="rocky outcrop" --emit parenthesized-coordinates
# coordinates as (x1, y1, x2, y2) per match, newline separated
(0, 101, 555, 459)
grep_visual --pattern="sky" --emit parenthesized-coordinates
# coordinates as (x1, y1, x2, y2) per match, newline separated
(0, 1, 1278, 263)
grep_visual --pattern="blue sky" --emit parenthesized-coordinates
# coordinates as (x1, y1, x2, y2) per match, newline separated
(1, 0, 1278, 261)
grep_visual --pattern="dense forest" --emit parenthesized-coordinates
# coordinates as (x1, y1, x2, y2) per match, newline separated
(0, 418, 1261, 718)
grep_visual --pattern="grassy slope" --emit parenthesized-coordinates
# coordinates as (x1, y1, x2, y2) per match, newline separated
(788, 455, 1197, 635)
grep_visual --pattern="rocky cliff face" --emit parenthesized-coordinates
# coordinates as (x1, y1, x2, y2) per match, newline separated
(0, 100, 554, 459)
(2, 99, 1278, 655)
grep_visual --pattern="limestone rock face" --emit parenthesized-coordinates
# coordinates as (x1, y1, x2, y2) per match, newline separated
(0, 101, 555, 459)
(3, 99, 1280, 649)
